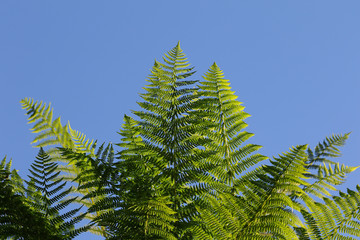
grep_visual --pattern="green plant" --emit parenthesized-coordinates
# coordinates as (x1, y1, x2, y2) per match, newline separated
(2, 42, 358, 239)
(0, 157, 63, 240)
(25, 148, 90, 238)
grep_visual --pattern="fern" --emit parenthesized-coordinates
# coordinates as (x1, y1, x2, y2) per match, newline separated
(196, 145, 308, 239)
(0, 156, 24, 195)
(21, 99, 74, 152)
(132, 42, 214, 238)
(68, 123, 96, 156)
(301, 134, 358, 199)
(116, 115, 178, 239)
(299, 186, 360, 239)
(61, 129, 177, 239)
(12, 43, 359, 240)
(21, 98, 107, 236)
(196, 62, 267, 193)
(25, 148, 89, 238)
(0, 157, 63, 239)
(306, 133, 350, 173)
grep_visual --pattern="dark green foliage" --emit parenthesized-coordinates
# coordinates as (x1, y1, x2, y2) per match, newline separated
(0, 157, 63, 240)
(3, 43, 358, 239)
(61, 117, 178, 240)
(24, 148, 89, 239)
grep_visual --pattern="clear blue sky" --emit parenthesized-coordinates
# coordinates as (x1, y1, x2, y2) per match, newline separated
(1, 1, 359, 239)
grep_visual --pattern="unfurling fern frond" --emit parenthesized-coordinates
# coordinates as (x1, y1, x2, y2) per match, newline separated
(25, 148, 89, 238)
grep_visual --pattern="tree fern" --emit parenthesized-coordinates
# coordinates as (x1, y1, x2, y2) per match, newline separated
(25, 148, 89, 239)
(0, 156, 24, 195)
(297, 186, 360, 239)
(21, 99, 74, 152)
(196, 62, 267, 193)
(307, 133, 350, 169)
(301, 134, 358, 200)
(21, 98, 107, 236)
(196, 145, 308, 239)
(292, 134, 360, 240)
(61, 127, 177, 239)
(115, 115, 178, 239)
(132, 42, 214, 238)
(10, 43, 359, 240)
(0, 157, 63, 239)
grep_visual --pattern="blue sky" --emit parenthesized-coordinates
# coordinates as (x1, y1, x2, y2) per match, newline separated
(1, 1, 359, 239)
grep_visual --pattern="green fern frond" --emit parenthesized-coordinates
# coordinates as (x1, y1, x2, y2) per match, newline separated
(21, 98, 74, 150)
(1, 156, 65, 239)
(197, 63, 267, 192)
(21, 98, 96, 158)
(307, 133, 350, 169)
(21, 97, 108, 236)
(16, 45, 359, 240)
(237, 145, 308, 239)
(68, 123, 96, 156)
(297, 134, 359, 204)
(25, 148, 88, 237)
(300, 186, 360, 240)
(1, 156, 11, 173)
(131, 43, 216, 238)
(1, 156, 25, 196)
(304, 163, 358, 199)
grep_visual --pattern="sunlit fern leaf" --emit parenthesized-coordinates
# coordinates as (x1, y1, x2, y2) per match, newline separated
(116, 115, 178, 239)
(21, 98, 96, 158)
(237, 145, 308, 239)
(196, 63, 267, 192)
(68, 123, 96, 156)
(296, 209, 324, 240)
(192, 193, 242, 240)
(1, 156, 11, 173)
(192, 140, 308, 238)
(1, 156, 25, 197)
(291, 135, 359, 240)
(303, 162, 358, 199)
(21, 98, 74, 151)
(294, 225, 312, 240)
(132, 42, 216, 238)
